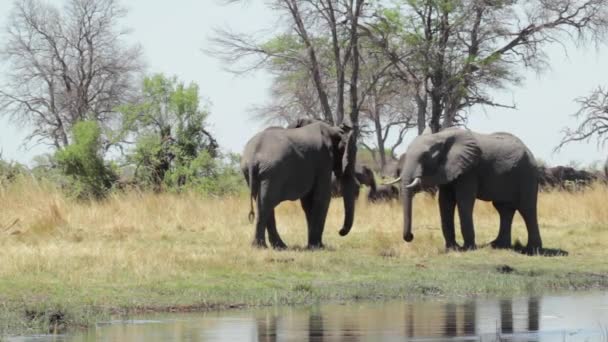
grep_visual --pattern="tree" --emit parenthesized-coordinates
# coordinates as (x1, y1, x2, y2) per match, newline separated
(121, 74, 219, 191)
(0, 0, 143, 150)
(55, 120, 117, 200)
(369, 0, 608, 133)
(210, 0, 366, 130)
(356, 46, 417, 170)
(557, 87, 608, 149)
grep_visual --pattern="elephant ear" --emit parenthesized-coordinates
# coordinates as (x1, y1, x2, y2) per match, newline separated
(437, 129, 481, 183)
(340, 124, 357, 177)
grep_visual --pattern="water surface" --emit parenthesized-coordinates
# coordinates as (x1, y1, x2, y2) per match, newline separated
(9, 292, 608, 341)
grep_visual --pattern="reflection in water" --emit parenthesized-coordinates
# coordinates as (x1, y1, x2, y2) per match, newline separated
(308, 309, 324, 342)
(443, 302, 458, 336)
(256, 312, 277, 342)
(463, 300, 476, 336)
(528, 297, 540, 332)
(8, 292, 608, 342)
(500, 299, 514, 334)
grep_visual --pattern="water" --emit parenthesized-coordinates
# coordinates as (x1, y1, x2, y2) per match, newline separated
(8, 292, 608, 341)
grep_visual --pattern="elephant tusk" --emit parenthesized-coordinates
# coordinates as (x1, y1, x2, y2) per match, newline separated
(405, 177, 421, 189)
(382, 176, 401, 185)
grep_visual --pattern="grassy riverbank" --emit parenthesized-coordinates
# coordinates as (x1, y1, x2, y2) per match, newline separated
(0, 179, 607, 334)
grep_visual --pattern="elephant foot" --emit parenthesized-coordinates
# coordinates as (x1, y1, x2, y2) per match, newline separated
(445, 242, 462, 252)
(252, 239, 268, 249)
(270, 240, 288, 250)
(462, 243, 477, 251)
(490, 239, 512, 249)
(307, 242, 325, 250)
(521, 245, 543, 256)
(446, 243, 477, 252)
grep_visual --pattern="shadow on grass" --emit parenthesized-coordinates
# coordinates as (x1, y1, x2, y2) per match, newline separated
(512, 240, 569, 257)
(282, 244, 337, 252)
(473, 241, 569, 257)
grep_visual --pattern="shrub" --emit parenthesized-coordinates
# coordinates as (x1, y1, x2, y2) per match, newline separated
(55, 121, 117, 200)
(0, 158, 28, 185)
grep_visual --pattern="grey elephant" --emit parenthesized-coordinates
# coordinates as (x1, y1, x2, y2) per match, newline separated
(387, 127, 543, 253)
(330, 164, 375, 197)
(537, 165, 598, 191)
(241, 121, 357, 249)
(368, 184, 399, 202)
(386, 153, 437, 198)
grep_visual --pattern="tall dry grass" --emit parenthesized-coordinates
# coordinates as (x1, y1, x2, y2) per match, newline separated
(0, 177, 606, 318)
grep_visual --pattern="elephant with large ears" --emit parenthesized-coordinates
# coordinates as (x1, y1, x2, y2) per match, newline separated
(388, 127, 543, 253)
(241, 121, 357, 249)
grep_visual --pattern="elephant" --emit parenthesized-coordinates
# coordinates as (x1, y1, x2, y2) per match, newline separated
(536, 165, 558, 191)
(330, 164, 375, 198)
(286, 117, 329, 129)
(538, 165, 597, 191)
(387, 127, 543, 253)
(386, 153, 437, 198)
(241, 121, 357, 249)
(368, 184, 399, 202)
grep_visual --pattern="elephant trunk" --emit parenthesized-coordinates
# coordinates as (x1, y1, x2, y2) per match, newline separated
(402, 180, 415, 242)
(338, 175, 357, 236)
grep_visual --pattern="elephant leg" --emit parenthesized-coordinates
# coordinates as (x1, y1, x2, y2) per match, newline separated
(252, 180, 274, 248)
(300, 193, 315, 246)
(438, 186, 458, 250)
(491, 202, 515, 249)
(307, 184, 331, 249)
(455, 181, 477, 250)
(519, 206, 543, 253)
(267, 209, 287, 250)
(253, 195, 269, 249)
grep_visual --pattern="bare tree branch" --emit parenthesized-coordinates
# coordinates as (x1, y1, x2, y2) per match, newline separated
(556, 86, 608, 150)
(0, 0, 143, 150)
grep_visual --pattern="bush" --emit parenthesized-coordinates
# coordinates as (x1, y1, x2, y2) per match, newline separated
(0, 159, 28, 185)
(55, 121, 117, 200)
(164, 152, 246, 196)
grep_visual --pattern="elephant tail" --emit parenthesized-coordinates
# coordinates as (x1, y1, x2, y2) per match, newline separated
(247, 163, 258, 223)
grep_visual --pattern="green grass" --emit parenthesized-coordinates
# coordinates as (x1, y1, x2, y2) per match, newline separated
(0, 178, 607, 334)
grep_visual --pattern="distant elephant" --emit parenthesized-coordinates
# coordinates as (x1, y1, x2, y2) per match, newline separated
(381, 156, 402, 179)
(536, 165, 558, 191)
(545, 166, 596, 191)
(368, 184, 399, 202)
(388, 127, 542, 253)
(241, 121, 357, 249)
(605, 157, 608, 180)
(330, 164, 375, 198)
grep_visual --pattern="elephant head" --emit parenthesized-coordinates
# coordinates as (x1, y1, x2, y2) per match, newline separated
(331, 123, 358, 237)
(355, 165, 376, 191)
(398, 128, 481, 242)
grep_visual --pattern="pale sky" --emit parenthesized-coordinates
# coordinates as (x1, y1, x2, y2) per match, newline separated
(0, 0, 607, 167)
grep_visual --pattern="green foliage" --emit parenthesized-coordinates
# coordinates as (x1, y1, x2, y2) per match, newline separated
(55, 121, 117, 200)
(164, 152, 246, 196)
(122, 73, 239, 194)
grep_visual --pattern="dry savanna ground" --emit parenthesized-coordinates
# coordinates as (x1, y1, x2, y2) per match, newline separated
(0, 178, 607, 332)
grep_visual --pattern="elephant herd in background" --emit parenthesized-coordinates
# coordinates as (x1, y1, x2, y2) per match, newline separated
(537, 164, 606, 192)
(241, 119, 598, 254)
(330, 165, 401, 202)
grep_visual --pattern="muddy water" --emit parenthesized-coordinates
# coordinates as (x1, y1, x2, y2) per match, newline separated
(9, 292, 608, 341)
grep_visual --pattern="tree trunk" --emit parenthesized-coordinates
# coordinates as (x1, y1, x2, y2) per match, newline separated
(415, 93, 427, 135)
